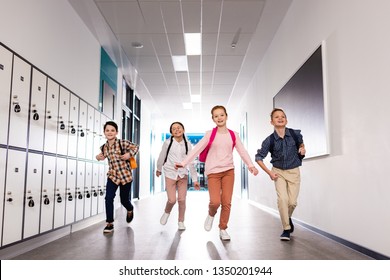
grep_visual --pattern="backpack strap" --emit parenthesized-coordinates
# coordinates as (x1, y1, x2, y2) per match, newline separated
(163, 137, 174, 164)
(207, 127, 218, 149)
(269, 129, 304, 159)
(228, 129, 236, 149)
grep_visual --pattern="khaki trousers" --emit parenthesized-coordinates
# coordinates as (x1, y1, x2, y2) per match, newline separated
(164, 175, 188, 222)
(207, 169, 235, 230)
(272, 167, 301, 230)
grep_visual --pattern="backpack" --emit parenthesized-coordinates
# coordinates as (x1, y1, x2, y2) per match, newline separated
(198, 127, 236, 162)
(163, 136, 188, 164)
(269, 128, 305, 160)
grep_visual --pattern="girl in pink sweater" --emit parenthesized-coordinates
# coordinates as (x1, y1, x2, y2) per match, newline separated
(176, 105, 258, 240)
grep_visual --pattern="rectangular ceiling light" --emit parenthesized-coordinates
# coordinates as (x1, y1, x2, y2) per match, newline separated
(184, 33, 201, 55)
(172, 55, 188, 72)
(182, 102, 192, 109)
(191, 94, 201, 103)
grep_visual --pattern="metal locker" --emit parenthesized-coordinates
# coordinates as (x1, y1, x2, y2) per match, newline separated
(85, 105, 95, 160)
(77, 100, 88, 159)
(97, 163, 106, 214)
(57, 87, 70, 156)
(75, 160, 85, 221)
(44, 78, 59, 154)
(2, 149, 26, 246)
(68, 93, 79, 158)
(28, 68, 47, 151)
(65, 159, 76, 225)
(84, 162, 93, 218)
(0, 45, 13, 146)
(91, 163, 100, 215)
(40, 155, 56, 233)
(8, 56, 31, 149)
(23, 152, 43, 239)
(0, 148, 7, 246)
(93, 110, 102, 161)
(53, 157, 66, 229)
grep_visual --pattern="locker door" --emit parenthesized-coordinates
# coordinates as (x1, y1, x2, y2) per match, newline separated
(8, 56, 31, 148)
(2, 150, 26, 246)
(85, 105, 94, 160)
(40, 156, 56, 233)
(28, 68, 47, 151)
(91, 163, 99, 215)
(53, 157, 66, 229)
(77, 100, 88, 159)
(0, 46, 13, 145)
(0, 148, 7, 244)
(57, 87, 70, 156)
(84, 162, 92, 218)
(68, 93, 79, 158)
(93, 110, 102, 161)
(44, 78, 59, 154)
(98, 163, 106, 214)
(65, 159, 76, 225)
(75, 161, 85, 221)
(23, 153, 43, 239)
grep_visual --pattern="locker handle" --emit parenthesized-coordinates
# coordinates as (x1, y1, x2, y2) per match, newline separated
(7, 198, 13, 202)
(14, 103, 21, 113)
(28, 197, 35, 207)
(0, 64, 3, 70)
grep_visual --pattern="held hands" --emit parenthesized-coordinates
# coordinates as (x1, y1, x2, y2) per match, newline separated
(193, 181, 201, 190)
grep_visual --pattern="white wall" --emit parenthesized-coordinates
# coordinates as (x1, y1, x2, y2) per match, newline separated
(240, 0, 390, 257)
(0, 0, 101, 107)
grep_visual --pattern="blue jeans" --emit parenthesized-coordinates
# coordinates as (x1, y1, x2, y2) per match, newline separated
(105, 178, 133, 223)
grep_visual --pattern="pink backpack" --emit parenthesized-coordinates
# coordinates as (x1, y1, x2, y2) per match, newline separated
(198, 127, 236, 162)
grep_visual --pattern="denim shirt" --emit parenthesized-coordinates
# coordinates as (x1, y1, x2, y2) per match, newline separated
(255, 128, 303, 170)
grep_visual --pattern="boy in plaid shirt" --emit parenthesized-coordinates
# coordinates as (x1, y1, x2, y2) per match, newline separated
(96, 121, 139, 233)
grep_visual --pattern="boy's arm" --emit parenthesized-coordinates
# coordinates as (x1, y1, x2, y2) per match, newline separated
(256, 160, 278, 181)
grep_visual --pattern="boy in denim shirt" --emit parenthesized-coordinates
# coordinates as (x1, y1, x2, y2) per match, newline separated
(255, 108, 306, 241)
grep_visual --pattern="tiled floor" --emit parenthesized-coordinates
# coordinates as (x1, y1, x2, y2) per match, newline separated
(10, 191, 371, 260)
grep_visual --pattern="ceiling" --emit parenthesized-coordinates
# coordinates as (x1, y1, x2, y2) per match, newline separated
(69, 0, 292, 132)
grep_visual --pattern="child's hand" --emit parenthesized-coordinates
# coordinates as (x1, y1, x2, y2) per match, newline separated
(174, 163, 183, 170)
(193, 181, 200, 190)
(269, 172, 278, 181)
(249, 166, 259, 176)
(156, 170, 162, 177)
(299, 146, 306, 156)
(96, 153, 105, 161)
(120, 153, 131, 160)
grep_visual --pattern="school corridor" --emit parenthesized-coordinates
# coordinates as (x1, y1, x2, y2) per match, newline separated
(4, 191, 371, 260)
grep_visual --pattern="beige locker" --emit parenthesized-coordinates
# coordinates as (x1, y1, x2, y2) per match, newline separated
(65, 159, 77, 225)
(28, 68, 47, 151)
(40, 155, 56, 233)
(0, 45, 13, 145)
(57, 87, 70, 156)
(75, 160, 85, 221)
(23, 153, 43, 239)
(85, 105, 94, 160)
(83, 162, 93, 218)
(77, 100, 88, 159)
(44, 79, 59, 154)
(91, 163, 99, 215)
(2, 150, 26, 246)
(8, 56, 31, 148)
(53, 157, 66, 229)
(68, 93, 79, 158)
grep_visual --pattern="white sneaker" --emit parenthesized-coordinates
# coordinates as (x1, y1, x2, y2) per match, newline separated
(219, 229, 231, 241)
(160, 212, 170, 225)
(178, 222, 186, 231)
(204, 215, 214, 231)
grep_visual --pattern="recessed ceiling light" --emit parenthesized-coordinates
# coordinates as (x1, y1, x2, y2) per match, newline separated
(191, 95, 201, 103)
(182, 102, 192, 109)
(131, 42, 143, 49)
(172, 55, 188, 72)
(184, 33, 201, 55)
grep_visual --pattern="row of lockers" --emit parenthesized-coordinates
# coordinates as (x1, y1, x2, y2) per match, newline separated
(0, 43, 109, 159)
(0, 148, 108, 247)
(0, 43, 111, 247)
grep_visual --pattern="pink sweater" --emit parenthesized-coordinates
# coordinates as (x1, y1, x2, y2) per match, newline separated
(181, 129, 255, 176)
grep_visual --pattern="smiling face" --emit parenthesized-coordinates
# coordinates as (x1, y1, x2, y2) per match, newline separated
(104, 124, 118, 141)
(170, 122, 184, 138)
(270, 109, 287, 128)
(212, 107, 228, 127)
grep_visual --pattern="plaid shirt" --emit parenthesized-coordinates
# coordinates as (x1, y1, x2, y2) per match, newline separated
(101, 138, 139, 185)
